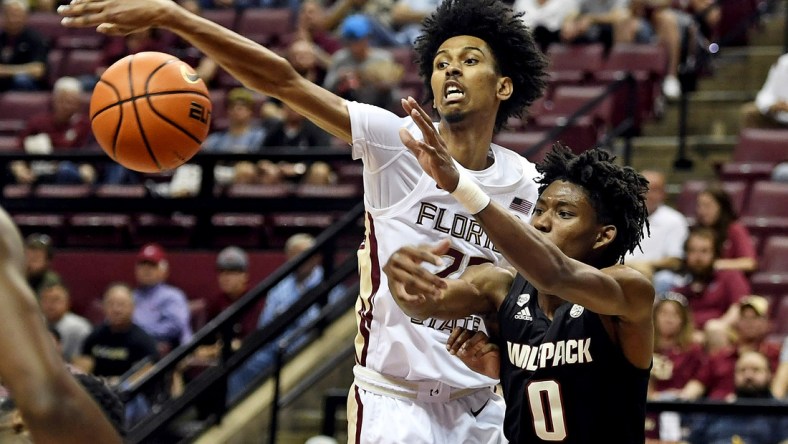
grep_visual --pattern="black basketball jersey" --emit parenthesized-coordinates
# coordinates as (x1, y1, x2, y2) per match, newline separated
(496, 275, 649, 443)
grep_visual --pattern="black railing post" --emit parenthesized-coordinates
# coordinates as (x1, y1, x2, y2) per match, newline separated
(673, 86, 693, 170)
(269, 342, 286, 444)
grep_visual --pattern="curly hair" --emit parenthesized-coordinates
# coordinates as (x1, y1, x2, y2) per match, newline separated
(413, 0, 548, 133)
(536, 145, 650, 267)
(73, 373, 126, 437)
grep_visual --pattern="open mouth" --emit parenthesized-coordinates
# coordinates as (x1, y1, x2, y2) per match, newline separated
(444, 81, 465, 102)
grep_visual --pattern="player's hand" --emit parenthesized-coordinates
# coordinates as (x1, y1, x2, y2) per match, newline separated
(59, 0, 175, 35)
(398, 97, 461, 192)
(384, 239, 450, 308)
(447, 327, 500, 379)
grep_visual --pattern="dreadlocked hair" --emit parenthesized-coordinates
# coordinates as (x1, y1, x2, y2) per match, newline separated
(414, 0, 548, 133)
(73, 372, 126, 436)
(536, 144, 650, 267)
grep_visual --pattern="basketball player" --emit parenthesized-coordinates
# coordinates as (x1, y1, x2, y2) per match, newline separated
(384, 137, 655, 442)
(0, 207, 122, 444)
(59, 1, 547, 441)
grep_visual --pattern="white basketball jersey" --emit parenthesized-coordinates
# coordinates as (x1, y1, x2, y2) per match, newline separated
(348, 101, 540, 389)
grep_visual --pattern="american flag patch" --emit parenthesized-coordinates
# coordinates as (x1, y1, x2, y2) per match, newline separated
(509, 197, 533, 215)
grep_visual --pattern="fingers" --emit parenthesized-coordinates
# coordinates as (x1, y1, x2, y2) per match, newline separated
(447, 327, 474, 355)
(430, 238, 451, 256)
(398, 127, 437, 159)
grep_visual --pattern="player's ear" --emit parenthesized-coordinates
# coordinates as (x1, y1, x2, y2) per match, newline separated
(593, 225, 616, 250)
(496, 76, 513, 101)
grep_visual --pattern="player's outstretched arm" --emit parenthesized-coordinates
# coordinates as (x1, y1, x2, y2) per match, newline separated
(399, 98, 654, 322)
(383, 240, 512, 320)
(0, 208, 121, 444)
(59, 0, 351, 142)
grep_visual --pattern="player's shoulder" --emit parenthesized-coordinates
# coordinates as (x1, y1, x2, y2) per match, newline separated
(606, 264, 655, 298)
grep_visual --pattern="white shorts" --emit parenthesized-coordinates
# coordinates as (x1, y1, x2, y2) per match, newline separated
(346, 367, 507, 444)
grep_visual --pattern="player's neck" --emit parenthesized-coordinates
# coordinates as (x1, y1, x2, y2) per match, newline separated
(538, 293, 567, 320)
(439, 120, 495, 171)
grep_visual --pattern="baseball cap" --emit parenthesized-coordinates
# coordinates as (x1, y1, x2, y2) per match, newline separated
(340, 14, 371, 40)
(216, 246, 248, 271)
(25, 233, 53, 256)
(227, 87, 256, 107)
(137, 243, 167, 264)
(739, 295, 769, 317)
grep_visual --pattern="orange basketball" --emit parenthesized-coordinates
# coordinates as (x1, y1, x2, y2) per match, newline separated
(90, 51, 212, 173)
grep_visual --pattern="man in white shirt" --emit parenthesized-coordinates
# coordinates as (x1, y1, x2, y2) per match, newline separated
(514, 0, 578, 52)
(741, 53, 788, 129)
(624, 169, 688, 293)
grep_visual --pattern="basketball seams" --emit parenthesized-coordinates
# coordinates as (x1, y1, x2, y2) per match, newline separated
(144, 61, 208, 149)
(128, 54, 166, 171)
(93, 78, 124, 160)
(89, 52, 212, 173)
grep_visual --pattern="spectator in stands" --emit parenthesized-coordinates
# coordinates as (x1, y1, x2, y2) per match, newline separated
(262, 101, 332, 149)
(10, 77, 96, 186)
(227, 233, 344, 400)
(203, 87, 268, 153)
(647, 291, 706, 442)
(75, 283, 158, 382)
(323, 14, 397, 104)
(687, 351, 788, 442)
(322, 0, 400, 48)
(0, 0, 47, 92)
(389, 0, 441, 46)
(294, 0, 342, 55)
(682, 297, 780, 401)
(85, 29, 164, 90)
(560, 0, 630, 51)
(288, 39, 330, 86)
(695, 185, 758, 273)
(625, 169, 689, 293)
(132, 243, 193, 354)
(650, 292, 706, 398)
(624, 0, 685, 100)
(514, 0, 579, 53)
(206, 246, 264, 343)
(672, 226, 750, 330)
(741, 52, 788, 129)
(39, 282, 92, 363)
(676, 0, 720, 41)
(773, 337, 788, 399)
(23, 233, 61, 296)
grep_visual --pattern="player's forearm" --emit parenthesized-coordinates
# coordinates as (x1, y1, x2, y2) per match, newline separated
(475, 202, 574, 294)
(161, 6, 299, 97)
(23, 373, 122, 444)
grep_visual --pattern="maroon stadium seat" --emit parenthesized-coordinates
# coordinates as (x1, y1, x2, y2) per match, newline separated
(34, 184, 93, 199)
(547, 44, 604, 85)
(595, 43, 667, 123)
(0, 135, 21, 152)
(59, 49, 103, 78)
(743, 182, 788, 218)
(295, 183, 360, 199)
(65, 213, 131, 247)
(676, 180, 748, 219)
(493, 131, 548, 157)
(733, 129, 788, 163)
(211, 213, 266, 248)
(202, 8, 238, 30)
(718, 162, 775, 187)
(267, 212, 334, 249)
(27, 12, 65, 47)
(750, 236, 788, 296)
(225, 183, 294, 198)
(236, 8, 294, 47)
(95, 184, 147, 198)
(133, 213, 196, 248)
(0, 92, 51, 134)
(11, 213, 65, 244)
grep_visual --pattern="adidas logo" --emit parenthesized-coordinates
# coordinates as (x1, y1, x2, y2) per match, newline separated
(514, 307, 532, 321)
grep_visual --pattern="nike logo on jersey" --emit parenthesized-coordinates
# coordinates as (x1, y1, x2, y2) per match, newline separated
(507, 339, 593, 371)
(470, 399, 490, 417)
(514, 307, 533, 321)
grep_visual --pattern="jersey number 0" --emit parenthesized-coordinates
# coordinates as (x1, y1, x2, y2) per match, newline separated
(527, 380, 567, 441)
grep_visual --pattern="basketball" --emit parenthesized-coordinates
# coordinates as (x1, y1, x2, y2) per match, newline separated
(89, 51, 212, 173)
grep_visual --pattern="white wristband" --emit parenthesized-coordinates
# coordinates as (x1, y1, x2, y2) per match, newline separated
(451, 170, 491, 215)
